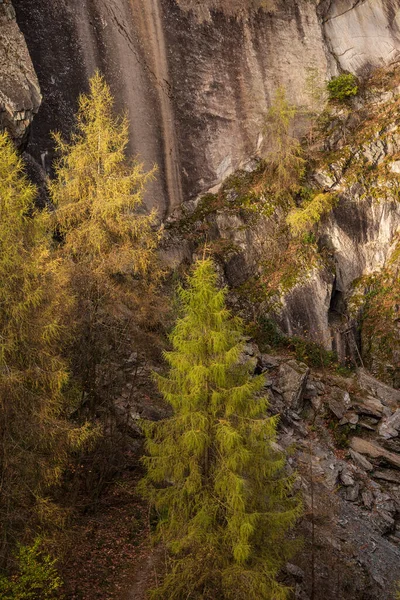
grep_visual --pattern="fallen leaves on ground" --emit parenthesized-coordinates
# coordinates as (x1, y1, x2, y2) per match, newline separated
(60, 467, 156, 600)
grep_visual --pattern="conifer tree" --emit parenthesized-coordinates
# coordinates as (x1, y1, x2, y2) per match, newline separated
(141, 258, 301, 600)
(263, 87, 305, 205)
(0, 132, 86, 567)
(49, 72, 161, 414)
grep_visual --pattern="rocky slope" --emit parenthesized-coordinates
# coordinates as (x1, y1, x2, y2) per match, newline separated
(115, 339, 400, 599)
(256, 345, 400, 599)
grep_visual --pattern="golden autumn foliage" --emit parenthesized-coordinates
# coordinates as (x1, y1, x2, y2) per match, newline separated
(0, 132, 92, 567)
(50, 73, 159, 284)
(263, 87, 306, 203)
(286, 192, 338, 236)
(49, 73, 162, 413)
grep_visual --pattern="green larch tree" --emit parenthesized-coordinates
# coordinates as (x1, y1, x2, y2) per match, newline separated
(141, 258, 301, 600)
(49, 72, 162, 415)
(0, 132, 88, 568)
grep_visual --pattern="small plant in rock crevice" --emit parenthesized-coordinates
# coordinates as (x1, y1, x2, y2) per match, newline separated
(327, 73, 359, 103)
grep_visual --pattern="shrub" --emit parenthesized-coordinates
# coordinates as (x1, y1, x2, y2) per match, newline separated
(327, 73, 359, 102)
(327, 421, 352, 449)
(0, 539, 63, 600)
(255, 315, 285, 349)
(255, 317, 336, 369)
(287, 336, 336, 368)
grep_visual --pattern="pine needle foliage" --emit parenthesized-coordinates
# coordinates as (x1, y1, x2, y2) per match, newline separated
(0, 133, 89, 567)
(141, 258, 301, 600)
(49, 72, 162, 414)
(286, 192, 338, 236)
(263, 87, 306, 206)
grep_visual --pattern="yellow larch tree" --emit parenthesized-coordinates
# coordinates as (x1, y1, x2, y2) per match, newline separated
(0, 132, 87, 568)
(49, 72, 162, 415)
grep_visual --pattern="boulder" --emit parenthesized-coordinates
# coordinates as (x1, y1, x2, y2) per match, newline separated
(328, 387, 352, 419)
(374, 510, 396, 535)
(350, 437, 400, 470)
(373, 470, 400, 485)
(349, 449, 373, 471)
(278, 360, 310, 413)
(242, 342, 259, 357)
(0, 0, 41, 142)
(340, 469, 355, 487)
(378, 409, 400, 440)
(361, 489, 374, 509)
(304, 382, 318, 399)
(353, 395, 384, 418)
(344, 482, 360, 502)
(348, 413, 359, 425)
(381, 438, 400, 454)
(357, 369, 400, 408)
(260, 354, 280, 370)
(358, 419, 379, 431)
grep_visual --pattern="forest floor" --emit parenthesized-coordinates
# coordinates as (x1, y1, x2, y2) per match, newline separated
(60, 464, 161, 600)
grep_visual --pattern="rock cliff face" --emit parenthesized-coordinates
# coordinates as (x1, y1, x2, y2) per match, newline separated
(0, 0, 40, 144)
(11, 0, 400, 213)
(322, 0, 400, 74)
(12, 0, 181, 213)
